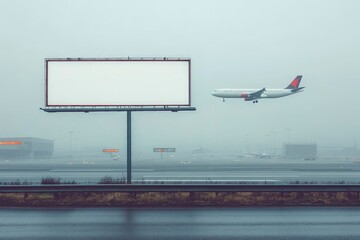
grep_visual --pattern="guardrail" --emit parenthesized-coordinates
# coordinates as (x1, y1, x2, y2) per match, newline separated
(1, 184, 360, 193)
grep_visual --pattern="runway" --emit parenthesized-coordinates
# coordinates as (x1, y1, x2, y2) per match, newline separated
(0, 154, 359, 184)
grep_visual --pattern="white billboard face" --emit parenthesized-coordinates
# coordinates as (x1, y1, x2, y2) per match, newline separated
(46, 59, 190, 106)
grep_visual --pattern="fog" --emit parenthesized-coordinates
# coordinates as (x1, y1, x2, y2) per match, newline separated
(1, 0, 360, 155)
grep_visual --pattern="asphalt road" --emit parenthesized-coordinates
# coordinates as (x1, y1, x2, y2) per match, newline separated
(1, 207, 360, 240)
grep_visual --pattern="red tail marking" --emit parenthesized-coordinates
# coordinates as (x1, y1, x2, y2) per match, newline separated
(291, 79, 299, 88)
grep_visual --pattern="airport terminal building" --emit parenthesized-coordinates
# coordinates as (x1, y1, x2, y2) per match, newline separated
(283, 143, 317, 160)
(0, 137, 54, 159)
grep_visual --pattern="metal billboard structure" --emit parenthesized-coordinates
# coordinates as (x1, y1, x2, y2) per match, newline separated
(41, 57, 196, 183)
(153, 148, 176, 160)
(153, 148, 176, 152)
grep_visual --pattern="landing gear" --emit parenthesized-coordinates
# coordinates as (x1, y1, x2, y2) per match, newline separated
(223, 98, 225, 102)
(253, 100, 258, 103)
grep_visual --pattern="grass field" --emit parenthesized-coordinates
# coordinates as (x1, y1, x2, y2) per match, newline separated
(1, 191, 360, 207)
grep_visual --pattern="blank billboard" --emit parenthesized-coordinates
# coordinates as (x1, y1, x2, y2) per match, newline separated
(45, 59, 191, 106)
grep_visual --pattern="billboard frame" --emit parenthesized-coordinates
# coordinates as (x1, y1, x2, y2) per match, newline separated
(45, 57, 191, 108)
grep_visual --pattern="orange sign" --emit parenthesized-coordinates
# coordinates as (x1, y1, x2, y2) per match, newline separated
(0, 141, 22, 145)
(103, 149, 119, 153)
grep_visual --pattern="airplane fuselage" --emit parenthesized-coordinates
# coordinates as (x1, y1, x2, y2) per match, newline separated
(212, 88, 299, 100)
(211, 75, 304, 103)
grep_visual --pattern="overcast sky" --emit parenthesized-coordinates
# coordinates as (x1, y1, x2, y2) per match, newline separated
(1, 0, 360, 154)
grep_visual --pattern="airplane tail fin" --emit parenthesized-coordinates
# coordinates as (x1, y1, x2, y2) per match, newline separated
(285, 75, 302, 89)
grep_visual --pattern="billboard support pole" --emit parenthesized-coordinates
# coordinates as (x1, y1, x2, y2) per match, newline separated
(41, 107, 196, 186)
(127, 111, 132, 184)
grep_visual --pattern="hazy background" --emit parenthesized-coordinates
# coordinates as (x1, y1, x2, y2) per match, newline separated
(0, 0, 359, 155)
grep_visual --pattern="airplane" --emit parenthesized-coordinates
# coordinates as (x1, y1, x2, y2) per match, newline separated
(211, 75, 304, 103)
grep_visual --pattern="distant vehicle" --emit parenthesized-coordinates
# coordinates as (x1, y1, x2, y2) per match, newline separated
(211, 75, 304, 103)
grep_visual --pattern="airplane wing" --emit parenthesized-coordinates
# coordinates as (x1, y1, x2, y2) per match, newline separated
(248, 88, 265, 100)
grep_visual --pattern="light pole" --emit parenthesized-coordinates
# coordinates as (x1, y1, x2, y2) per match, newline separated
(267, 132, 277, 155)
